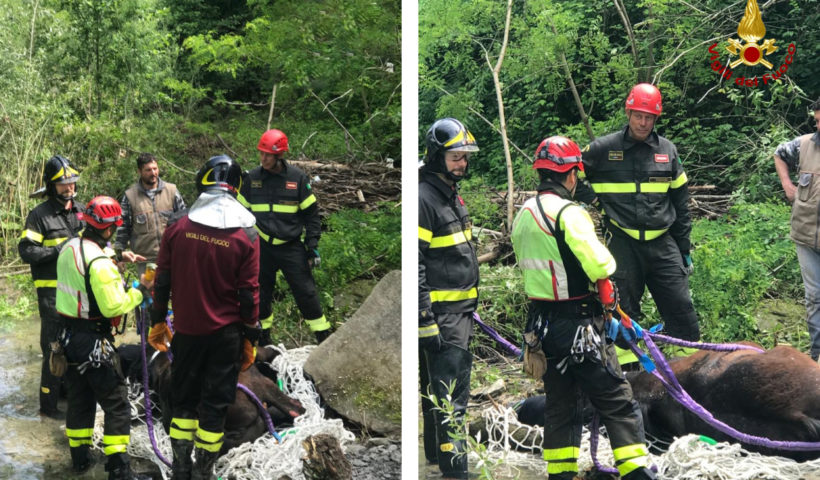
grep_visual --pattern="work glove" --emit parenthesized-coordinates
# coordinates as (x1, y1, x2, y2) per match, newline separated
(682, 252, 694, 275)
(240, 324, 261, 371)
(241, 339, 256, 371)
(148, 323, 173, 352)
(314, 329, 332, 344)
(419, 310, 442, 352)
(307, 248, 321, 269)
(596, 278, 618, 311)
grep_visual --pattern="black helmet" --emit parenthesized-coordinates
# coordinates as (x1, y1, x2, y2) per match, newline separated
(37, 155, 80, 199)
(196, 155, 242, 196)
(423, 118, 479, 181)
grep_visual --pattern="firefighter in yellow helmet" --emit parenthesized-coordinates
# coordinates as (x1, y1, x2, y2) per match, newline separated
(511, 136, 656, 480)
(418, 118, 480, 479)
(18, 155, 83, 419)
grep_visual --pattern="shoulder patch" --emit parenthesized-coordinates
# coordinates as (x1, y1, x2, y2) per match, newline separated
(251, 180, 262, 189)
(608, 151, 623, 161)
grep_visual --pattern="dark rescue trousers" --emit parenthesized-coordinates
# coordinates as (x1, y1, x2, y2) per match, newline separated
(535, 300, 655, 480)
(419, 311, 473, 478)
(170, 323, 242, 438)
(37, 288, 65, 413)
(258, 240, 324, 328)
(607, 229, 700, 341)
(63, 327, 132, 473)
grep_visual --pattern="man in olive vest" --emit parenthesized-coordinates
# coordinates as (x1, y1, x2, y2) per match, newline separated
(774, 97, 820, 362)
(114, 153, 186, 274)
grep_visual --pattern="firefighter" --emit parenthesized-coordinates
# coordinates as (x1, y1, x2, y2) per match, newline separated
(148, 155, 260, 480)
(511, 136, 656, 480)
(237, 129, 329, 345)
(418, 117, 480, 479)
(575, 83, 699, 350)
(55, 196, 151, 479)
(19, 155, 83, 419)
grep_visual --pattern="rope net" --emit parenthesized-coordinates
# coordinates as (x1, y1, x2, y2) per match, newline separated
(91, 344, 354, 479)
(473, 403, 820, 479)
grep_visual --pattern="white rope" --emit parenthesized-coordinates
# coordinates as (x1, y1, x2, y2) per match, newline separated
(474, 404, 820, 479)
(91, 344, 353, 479)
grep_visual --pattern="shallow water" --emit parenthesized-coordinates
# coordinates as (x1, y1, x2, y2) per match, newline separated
(0, 317, 151, 479)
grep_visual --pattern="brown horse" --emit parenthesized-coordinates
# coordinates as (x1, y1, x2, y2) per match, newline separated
(119, 344, 305, 453)
(515, 344, 820, 461)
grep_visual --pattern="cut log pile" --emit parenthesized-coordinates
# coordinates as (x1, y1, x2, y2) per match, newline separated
(289, 160, 401, 215)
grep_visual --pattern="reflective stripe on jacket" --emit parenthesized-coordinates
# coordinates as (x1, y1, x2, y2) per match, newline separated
(237, 162, 321, 249)
(418, 171, 479, 317)
(18, 197, 83, 289)
(577, 125, 691, 252)
(56, 236, 143, 319)
(511, 190, 616, 301)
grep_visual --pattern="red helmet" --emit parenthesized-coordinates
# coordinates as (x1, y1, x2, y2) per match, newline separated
(81, 196, 123, 229)
(625, 83, 662, 116)
(257, 129, 289, 154)
(533, 136, 584, 173)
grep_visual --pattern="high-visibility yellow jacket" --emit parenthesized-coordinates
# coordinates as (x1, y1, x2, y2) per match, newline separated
(56, 236, 143, 320)
(512, 187, 615, 301)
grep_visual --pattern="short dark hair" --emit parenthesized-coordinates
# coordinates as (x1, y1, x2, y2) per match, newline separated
(538, 168, 574, 185)
(811, 98, 820, 113)
(137, 153, 157, 169)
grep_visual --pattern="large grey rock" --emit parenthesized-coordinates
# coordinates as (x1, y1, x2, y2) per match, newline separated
(304, 270, 401, 438)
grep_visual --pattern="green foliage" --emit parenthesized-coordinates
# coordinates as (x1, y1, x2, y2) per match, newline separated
(268, 204, 401, 345)
(475, 264, 527, 348)
(459, 177, 504, 231)
(687, 202, 801, 345)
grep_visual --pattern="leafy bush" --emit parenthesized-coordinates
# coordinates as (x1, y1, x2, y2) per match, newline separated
(688, 202, 801, 345)
(268, 204, 401, 345)
(459, 177, 505, 231)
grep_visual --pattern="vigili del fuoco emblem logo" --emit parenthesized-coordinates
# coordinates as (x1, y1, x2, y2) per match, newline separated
(707, 0, 797, 87)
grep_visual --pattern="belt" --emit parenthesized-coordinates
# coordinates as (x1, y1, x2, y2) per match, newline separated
(62, 315, 111, 334)
(541, 298, 602, 318)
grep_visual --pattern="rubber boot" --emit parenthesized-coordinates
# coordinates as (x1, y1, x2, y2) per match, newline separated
(70, 445, 94, 473)
(171, 439, 194, 480)
(623, 466, 658, 480)
(191, 447, 220, 480)
(428, 342, 472, 478)
(419, 349, 439, 464)
(106, 457, 151, 480)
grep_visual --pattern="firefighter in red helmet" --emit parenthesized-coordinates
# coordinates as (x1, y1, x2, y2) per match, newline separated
(511, 136, 656, 480)
(56, 196, 152, 479)
(238, 129, 329, 345)
(575, 83, 699, 365)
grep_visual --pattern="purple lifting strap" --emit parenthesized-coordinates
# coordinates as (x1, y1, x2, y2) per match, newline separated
(472, 312, 522, 357)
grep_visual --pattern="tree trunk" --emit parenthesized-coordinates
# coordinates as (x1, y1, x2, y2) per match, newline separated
(549, 19, 594, 142)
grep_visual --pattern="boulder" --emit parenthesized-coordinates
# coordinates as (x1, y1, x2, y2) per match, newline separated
(304, 270, 401, 437)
